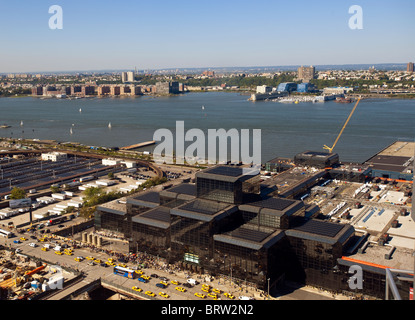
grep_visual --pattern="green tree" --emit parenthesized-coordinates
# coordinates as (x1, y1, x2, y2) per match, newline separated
(50, 185, 60, 193)
(10, 187, 26, 200)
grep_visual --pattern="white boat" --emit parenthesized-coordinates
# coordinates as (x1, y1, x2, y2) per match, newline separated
(201, 105, 205, 110)
(20, 121, 23, 126)
(108, 122, 112, 129)
(79, 108, 82, 113)
(70, 127, 73, 135)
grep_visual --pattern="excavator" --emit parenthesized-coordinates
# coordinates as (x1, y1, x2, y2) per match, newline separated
(323, 97, 361, 154)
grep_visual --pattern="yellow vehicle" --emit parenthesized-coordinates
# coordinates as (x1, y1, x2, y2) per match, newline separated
(135, 270, 144, 275)
(38, 238, 46, 242)
(207, 293, 218, 299)
(212, 288, 222, 294)
(108, 258, 115, 263)
(194, 292, 206, 299)
(171, 280, 179, 285)
(41, 247, 48, 252)
(145, 291, 155, 297)
(74, 257, 83, 262)
(64, 251, 73, 256)
(132, 286, 142, 292)
(118, 263, 127, 268)
(106, 261, 115, 266)
(175, 286, 186, 293)
(159, 281, 168, 287)
(201, 287, 210, 293)
(141, 275, 150, 280)
(55, 251, 63, 255)
(94, 259, 102, 264)
(86, 256, 94, 260)
(224, 292, 235, 299)
(20, 237, 27, 241)
(159, 292, 169, 298)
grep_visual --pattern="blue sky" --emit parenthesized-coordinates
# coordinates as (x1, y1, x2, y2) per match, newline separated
(0, 0, 414, 72)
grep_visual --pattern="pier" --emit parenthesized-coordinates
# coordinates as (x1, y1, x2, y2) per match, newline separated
(120, 140, 156, 151)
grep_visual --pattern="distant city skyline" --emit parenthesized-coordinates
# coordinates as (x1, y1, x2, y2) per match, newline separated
(0, 0, 414, 73)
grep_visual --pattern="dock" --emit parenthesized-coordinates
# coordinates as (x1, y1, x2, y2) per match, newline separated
(120, 140, 156, 151)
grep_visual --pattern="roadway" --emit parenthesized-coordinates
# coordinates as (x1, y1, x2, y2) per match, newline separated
(1, 231, 342, 301)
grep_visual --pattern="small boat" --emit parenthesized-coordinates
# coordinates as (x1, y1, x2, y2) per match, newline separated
(202, 105, 205, 110)
(79, 108, 82, 113)
(0, 124, 11, 129)
(336, 97, 352, 103)
(108, 122, 112, 129)
(70, 127, 73, 135)
(20, 121, 24, 126)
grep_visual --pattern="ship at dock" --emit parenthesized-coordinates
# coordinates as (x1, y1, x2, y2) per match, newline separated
(335, 97, 352, 103)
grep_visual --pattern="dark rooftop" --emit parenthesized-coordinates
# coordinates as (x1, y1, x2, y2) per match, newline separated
(130, 191, 160, 204)
(179, 199, 230, 216)
(204, 166, 244, 177)
(248, 197, 295, 211)
(292, 219, 344, 238)
(229, 227, 273, 243)
(164, 183, 196, 196)
(140, 206, 171, 223)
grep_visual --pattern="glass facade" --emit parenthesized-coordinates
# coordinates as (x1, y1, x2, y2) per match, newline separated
(131, 222, 170, 259)
(98, 166, 415, 297)
(170, 216, 212, 267)
(197, 177, 242, 204)
(95, 208, 129, 236)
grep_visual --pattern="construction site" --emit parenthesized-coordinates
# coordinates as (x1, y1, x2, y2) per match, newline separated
(0, 248, 78, 300)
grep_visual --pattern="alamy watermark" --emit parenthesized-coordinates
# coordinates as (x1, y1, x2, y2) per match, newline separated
(348, 265, 363, 290)
(48, 265, 64, 290)
(153, 121, 261, 175)
(49, 5, 63, 30)
(349, 5, 363, 30)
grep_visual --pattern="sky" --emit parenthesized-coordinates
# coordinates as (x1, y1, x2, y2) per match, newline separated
(0, 0, 414, 73)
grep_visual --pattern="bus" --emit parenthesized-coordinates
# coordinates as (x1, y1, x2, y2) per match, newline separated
(0, 229, 13, 238)
(113, 266, 136, 279)
(46, 216, 67, 226)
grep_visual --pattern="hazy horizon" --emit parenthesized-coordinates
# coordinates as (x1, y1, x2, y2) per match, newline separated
(1, 0, 414, 73)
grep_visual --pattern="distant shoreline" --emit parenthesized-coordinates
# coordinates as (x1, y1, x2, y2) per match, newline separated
(1, 91, 415, 100)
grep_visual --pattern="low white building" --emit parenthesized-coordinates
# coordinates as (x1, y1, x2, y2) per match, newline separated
(323, 87, 354, 95)
(41, 152, 67, 162)
(102, 158, 122, 166)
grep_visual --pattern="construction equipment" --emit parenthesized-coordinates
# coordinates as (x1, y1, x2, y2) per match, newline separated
(323, 97, 361, 154)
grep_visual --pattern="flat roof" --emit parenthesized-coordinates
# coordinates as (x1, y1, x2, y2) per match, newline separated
(247, 197, 296, 211)
(127, 191, 160, 205)
(286, 219, 354, 245)
(214, 225, 285, 250)
(365, 141, 414, 173)
(171, 199, 238, 222)
(160, 183, 196, 199)
(132, 206, 170, 229)
(378, 141, 415, 158)
(196, 165, 259, 183)
(97, 198, 127, 216)
(178, 199, 230, 216)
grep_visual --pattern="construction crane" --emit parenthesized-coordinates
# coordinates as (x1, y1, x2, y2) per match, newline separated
(323, 97, 361, 154)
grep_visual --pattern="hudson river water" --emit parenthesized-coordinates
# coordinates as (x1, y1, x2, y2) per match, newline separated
(0, 92, 414, 163)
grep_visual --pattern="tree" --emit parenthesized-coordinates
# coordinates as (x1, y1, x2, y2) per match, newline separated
(10, 187, 26, 200)
(50, 185, 60, 193)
